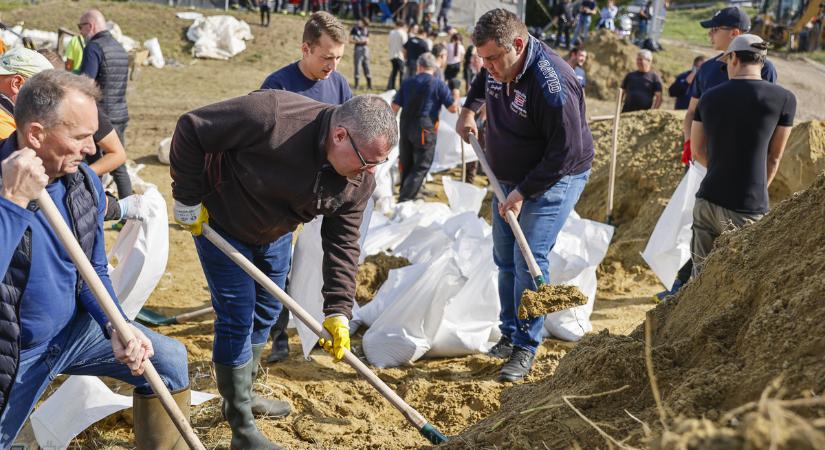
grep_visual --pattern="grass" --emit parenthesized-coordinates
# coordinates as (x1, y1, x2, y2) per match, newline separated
(660, 3, 757, 46)
(807, 50, 825, 64)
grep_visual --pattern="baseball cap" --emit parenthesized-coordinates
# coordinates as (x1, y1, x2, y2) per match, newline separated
(718, 34, 768, 63)
(0, 47, 54, 78)
(700, 6, 751, 31)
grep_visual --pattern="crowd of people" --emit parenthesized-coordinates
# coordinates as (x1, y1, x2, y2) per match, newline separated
(0, 3, 799, 449)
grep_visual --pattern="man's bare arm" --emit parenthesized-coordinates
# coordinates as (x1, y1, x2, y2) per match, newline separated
(767, 125, 792, 186)
(683, 97, 699, 140)
(690, 120, 707, 166)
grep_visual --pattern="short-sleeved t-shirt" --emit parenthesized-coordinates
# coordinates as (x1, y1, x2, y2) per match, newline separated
(621, 70, 662, 112)
(573, 66, 586, 88)
(65, 35, 85, 72)
(688, 54, 777, 99)
(580, 0, 597, 14)
(403, 37, 430, 66)
(694, 79, 796, 214)
(260, 62, 352, 105)
(392, 73, 453, 121)
(350, 25, 368, 47)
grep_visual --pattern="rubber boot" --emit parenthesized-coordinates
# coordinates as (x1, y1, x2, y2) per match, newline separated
(366, 77, 372, 90)
(133, 387, 191, 450)
(215, 361, 284, 450)
(354, 77, 360, 90)
(250, 344, 292, 418)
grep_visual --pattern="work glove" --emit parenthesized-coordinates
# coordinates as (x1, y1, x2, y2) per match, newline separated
(681, 139, 691, 165)
(117, 195, 145, 221)
(174, 200, 209, 236)
(319, 315, 350, 362)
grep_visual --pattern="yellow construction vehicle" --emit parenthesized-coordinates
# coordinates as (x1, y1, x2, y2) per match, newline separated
(752, 0, 824, 49)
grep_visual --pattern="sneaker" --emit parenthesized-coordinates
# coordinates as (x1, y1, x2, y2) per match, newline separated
(487, 336, 513, 359)
(653, 279, 684, 303)
(497, 347, 535, 382)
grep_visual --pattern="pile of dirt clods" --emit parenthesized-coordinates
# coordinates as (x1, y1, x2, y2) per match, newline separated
(441, 173, 825, 450)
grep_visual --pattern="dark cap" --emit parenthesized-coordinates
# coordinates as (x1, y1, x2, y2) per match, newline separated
(700, 6, 751, 31)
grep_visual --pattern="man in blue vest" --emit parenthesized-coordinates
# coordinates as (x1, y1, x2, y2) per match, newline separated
(78, 9, 133, 203)
(0, 70, 189, 449)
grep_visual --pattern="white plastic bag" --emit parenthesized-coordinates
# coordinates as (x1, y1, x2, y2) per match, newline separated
(442, 176, 486, 215)
(157, 137, 172, 165)
(143, 37, 165, 69)
(641, 162, 706, 289)
(187, 15, 253, 60)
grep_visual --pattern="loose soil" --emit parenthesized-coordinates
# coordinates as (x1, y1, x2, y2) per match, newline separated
(442, 173, 825, 450)
(518, 284, 588, 320)
(355, 253, 410, 305)
(4, 2, 824, 449)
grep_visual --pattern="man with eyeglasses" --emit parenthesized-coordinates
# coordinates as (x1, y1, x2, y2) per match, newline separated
(391, 52, 457, 202)
(169, 90, 396, 449)
(657, 6, 778, 302)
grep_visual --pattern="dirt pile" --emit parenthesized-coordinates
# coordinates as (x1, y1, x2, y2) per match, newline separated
(518, 284, 587, 319)
(584, 31, 644, 101)
(577, 109, 684, 291)
(355, 253, 411, 305)
(442, 173, 825, 449)
(770, 120, 825, 201)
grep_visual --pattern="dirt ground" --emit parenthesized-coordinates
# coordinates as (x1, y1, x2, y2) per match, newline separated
(4, 1, 825, 449)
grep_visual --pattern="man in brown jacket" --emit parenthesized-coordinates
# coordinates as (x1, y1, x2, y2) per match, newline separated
(169, 90, 397, 449)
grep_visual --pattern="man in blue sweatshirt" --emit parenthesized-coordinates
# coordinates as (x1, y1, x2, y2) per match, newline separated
(0, 70, 189, 449)
(457, 9, 594, 382)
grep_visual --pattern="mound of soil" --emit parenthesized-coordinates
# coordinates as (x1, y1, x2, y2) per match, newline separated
(577, 110, 685, 291)
(518, 284, 587, 319)
(443, 173, 825, 450)
(355, 253, 411, 305)
(770, 120, 825, 201)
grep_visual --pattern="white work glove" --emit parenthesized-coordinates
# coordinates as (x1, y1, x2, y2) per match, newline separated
(117, 195, 144, 221)
(173, 200, 209, 236)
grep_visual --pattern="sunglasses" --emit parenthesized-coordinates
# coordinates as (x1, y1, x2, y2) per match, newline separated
(77, 22, 90, 30)
(344, 128, 389, 169)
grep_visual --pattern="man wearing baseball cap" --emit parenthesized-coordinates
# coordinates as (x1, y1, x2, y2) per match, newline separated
(655, 6, 780, 301)
(0, 47, 54, 139)
(689, 34, 795, 277)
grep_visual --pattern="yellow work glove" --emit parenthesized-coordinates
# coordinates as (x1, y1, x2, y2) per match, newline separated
(173, 200, 209, 236)
(319, 315, 350, 362)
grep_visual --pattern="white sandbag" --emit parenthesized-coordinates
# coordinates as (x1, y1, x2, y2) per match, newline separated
(371, 145, 399, 215)
(143, 37, 165, 69)
(31, 376, 216, 449)
(107, 188, 169, 320)
(430, 97, 478, 173)
(442, 176, 486, 214)
(543, 212, 615, 341)
(157, 137, 172, 165)
(362, 251, 465, 367)
(351, 262, 429, 330)
(187, 15, 253, 60)
(176, 11, 205, 20)
(289, 200, 373, 357)
(362, 201, 452, 256)
(641, 162, 706, 289)
(107, 22, 137, 52)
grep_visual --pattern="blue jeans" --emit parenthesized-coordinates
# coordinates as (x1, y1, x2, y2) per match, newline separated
(492, 170, 590, 354)
(194, 223, 292, 367)
(573, 15, 592, 44)
(0, 314, 188, 447)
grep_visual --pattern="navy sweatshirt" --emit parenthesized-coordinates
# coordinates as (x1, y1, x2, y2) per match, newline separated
(464, 36, 594, 198)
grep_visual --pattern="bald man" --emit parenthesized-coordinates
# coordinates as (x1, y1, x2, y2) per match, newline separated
(78, 9, 133, 201)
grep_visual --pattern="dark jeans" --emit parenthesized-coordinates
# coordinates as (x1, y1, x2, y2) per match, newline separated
(556, 23, 572, 49)
(437, 6, 450, 31)
(387, 57, 404, 90)
(110, 121, 133, 199)
(260, 4, 270, 25)
(398, 118, 437, 202)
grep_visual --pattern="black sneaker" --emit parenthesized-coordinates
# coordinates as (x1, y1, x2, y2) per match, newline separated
(487, 336, 513, 359)
(497, 347, 535, 382)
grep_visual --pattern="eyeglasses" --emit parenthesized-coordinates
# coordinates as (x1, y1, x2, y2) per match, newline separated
(77, 22, 90, 30)
(710, 26, 733, 33)
(344, 128, 389, 170)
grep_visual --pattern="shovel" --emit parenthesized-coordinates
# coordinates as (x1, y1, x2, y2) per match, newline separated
(37, 191, 205, 450)
(136, 305, 214, 326)
(200, 223, 449, 445)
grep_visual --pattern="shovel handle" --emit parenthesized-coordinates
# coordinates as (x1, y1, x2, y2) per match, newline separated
(201, 223, 447, 444)
(467, 134, 545, 286)
(36, 191, 205, 450)
(606, 87, 622, 223)
(174, 306, 214, 323)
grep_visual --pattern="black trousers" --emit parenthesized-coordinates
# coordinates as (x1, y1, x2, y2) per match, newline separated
(398, 118, 437, 202)
(260, 4, 270, 25)
(109, 121, 133, 199)
(387, 58, 404, 90)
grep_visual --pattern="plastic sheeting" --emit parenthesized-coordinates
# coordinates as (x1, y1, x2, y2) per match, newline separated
(186, 15, 253, 60)
(30, 189, 217, 448)
(287, 199, 374, 358)
(641, 162, 706, 289)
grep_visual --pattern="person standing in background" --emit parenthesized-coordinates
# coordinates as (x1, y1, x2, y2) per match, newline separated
(445, 32, 464, 85)
(669, 56, 704, 110)
(350, 17, 372, 89)
(620, 49, 662, 112)
(387, 19, 408, 90)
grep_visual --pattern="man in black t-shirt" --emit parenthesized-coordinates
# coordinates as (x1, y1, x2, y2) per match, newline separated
(620, 49, 662, 112)
(403, 24, 430, 78)
(690, 34, 796, 277)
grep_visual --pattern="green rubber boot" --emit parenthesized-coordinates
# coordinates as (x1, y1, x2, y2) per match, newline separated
(250, 344, 292, 418)
(215, 361, 284, 450)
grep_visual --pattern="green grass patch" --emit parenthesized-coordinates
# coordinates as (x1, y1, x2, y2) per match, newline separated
(661, 3, 757, 46)
(806, 50, 825, 65)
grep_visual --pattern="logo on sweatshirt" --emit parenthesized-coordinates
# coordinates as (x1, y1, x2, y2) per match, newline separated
(510, 89, 528, 117)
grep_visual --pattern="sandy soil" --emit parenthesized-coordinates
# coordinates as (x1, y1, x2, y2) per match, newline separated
(4, 1, 824, 448)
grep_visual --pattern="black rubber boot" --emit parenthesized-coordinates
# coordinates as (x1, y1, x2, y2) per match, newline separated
(215, 361, 284, 450)
(250, 344, 292, 418)
(354, 77, 360, 90)
(498, 347, 535, 383)
(366, 77, 372, 90)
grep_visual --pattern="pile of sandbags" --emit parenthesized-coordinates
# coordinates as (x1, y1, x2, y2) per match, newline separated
(186, 15, 253, 60)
